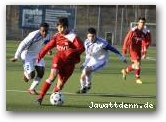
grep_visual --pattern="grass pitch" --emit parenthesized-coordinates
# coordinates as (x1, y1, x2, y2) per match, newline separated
(6, 41, 156, 111)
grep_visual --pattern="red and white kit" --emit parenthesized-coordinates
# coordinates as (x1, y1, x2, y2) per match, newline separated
(122, 26, 151, 61)
(38, 30, 85, 84)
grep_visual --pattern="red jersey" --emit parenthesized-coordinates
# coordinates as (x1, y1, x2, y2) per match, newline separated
(122, 26, 151, 56)
(38, 31, 85, 64)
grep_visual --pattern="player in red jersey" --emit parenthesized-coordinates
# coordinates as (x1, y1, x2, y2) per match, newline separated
(121, 17, 151, 84)
(36, 17, 85, 105)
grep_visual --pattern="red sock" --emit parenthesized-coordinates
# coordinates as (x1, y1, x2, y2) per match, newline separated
(38, 81, 51, 99)
(126, 65, 134, 73)
(135, 68, 140, 79)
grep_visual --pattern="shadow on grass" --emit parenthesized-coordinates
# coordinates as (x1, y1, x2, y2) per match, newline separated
(56, 92, 156, 99)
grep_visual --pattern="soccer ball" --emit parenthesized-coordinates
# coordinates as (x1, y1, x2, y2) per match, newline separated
(50, 92, 64, 106)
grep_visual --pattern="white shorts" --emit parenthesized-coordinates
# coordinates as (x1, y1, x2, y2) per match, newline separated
(23, 58, 45, 74)
(84, 60, 107, 72)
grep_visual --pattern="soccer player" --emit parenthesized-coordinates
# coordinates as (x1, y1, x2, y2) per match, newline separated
(10, 22, 51, 95)
(36, 17, 85, 105)
(121, 17, 151, 84)
(76, 27, 127, 94)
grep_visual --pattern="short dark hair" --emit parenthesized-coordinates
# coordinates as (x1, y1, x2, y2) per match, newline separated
(138, 17, 146, 22)
(87, 27, 96, 35)
(57, 17, 69, 27)
(40, 22, 49, 28)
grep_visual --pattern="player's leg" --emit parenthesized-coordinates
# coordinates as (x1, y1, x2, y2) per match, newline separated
(36, 68, 58, 105)
(36, 56, 62, 105)
(85, 74, 92, 90)
(28, 59, 45, 95)
(121, 63, 135, 80)
(76, 67, 92, 93)
(28, 66, 45, 95)
(23, 61, 36, 82)
(133, 60, 142, 84)
(77, 60, 106, 93)
(121, 52, 136, 80)
(53, 64, 75, 92)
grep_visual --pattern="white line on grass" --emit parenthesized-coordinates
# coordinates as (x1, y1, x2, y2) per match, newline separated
(144, 57, 156, 61)
(6, 89, 76, 95)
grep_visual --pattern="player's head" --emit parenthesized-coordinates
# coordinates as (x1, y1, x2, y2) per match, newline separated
(87, 27, 96, 43)
(56, 17, 69, 34)
(39, 22, 49, 37)
(137, 17, 146, 30)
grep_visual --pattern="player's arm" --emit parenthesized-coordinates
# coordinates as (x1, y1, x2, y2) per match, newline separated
(37, 36, 56, 62)
(10, 33, 35, 62)
(122, 30, 133, 56)
(141, 31, 151, 59)
(72, 36, 85, 54)
(81, 43, 90, 69)
(145, 31, 151, 48)
(43, 34, 52, 55)
(105, 43, 127, 63)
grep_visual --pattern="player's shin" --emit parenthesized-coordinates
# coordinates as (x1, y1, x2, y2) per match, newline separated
(85, 75, 92, 89)
(135, 68, 141, 79)
(38, 79, 52, 99)
(126, 64, 135, 73)
(24, 71, 30, 80)
(29, 77, 41, 90)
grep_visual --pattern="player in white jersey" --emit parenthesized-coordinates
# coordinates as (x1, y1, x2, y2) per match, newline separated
(76, 27, 127, 93)
(10, 23, 51, 95)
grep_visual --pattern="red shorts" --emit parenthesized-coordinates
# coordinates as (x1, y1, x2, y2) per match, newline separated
(130, 51, 141, 61)
(51, 53, 75, 84)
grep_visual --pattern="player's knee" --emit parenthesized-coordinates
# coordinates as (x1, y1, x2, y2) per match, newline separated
(37, 71, 44, 78)
(80, 74, 86, 81)
(29, 71, 35, 79)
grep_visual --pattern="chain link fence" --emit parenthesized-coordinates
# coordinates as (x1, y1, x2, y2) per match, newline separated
(6, 5, 156, 46)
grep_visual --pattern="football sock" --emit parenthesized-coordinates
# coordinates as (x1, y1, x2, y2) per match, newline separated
(38, 80, 51, 98)
(80, 79, 86, 89)
(135, 68, 140, 79)
(126, 64, 134, 73)
(29, 77, 41, 90)
(85, 75, 91, 87)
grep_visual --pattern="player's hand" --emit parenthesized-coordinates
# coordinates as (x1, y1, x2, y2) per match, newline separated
(47, 50, 52, 55)
(120, 55, 127, 64)
(10, 57, 18, 62)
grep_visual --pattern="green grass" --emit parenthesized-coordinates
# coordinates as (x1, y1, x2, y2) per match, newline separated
(6, 41, 156, 111)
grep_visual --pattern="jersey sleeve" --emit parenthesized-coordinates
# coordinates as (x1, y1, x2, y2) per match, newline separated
(99, 38, 121, 55)
(14, 33, 35, 59)
(122, 30, 133, 55)
(82, 41, 90, 66)
(38, 36, 56, 59)
(72, 36, 85, 54)
(145, 31, 151, 48)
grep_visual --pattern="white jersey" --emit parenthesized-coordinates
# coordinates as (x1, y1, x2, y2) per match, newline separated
(83, 37, 109, 67)
(14, 30, 50, 60)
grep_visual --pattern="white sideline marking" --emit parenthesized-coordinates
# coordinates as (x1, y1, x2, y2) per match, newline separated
(144, 57, 156, 61)
(6, 89, 76, 95)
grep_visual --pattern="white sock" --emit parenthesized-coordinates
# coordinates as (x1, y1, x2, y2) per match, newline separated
(29, 77, 41, 90)
(80, 79, 86, 89)
(85, 75, 92, 87)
